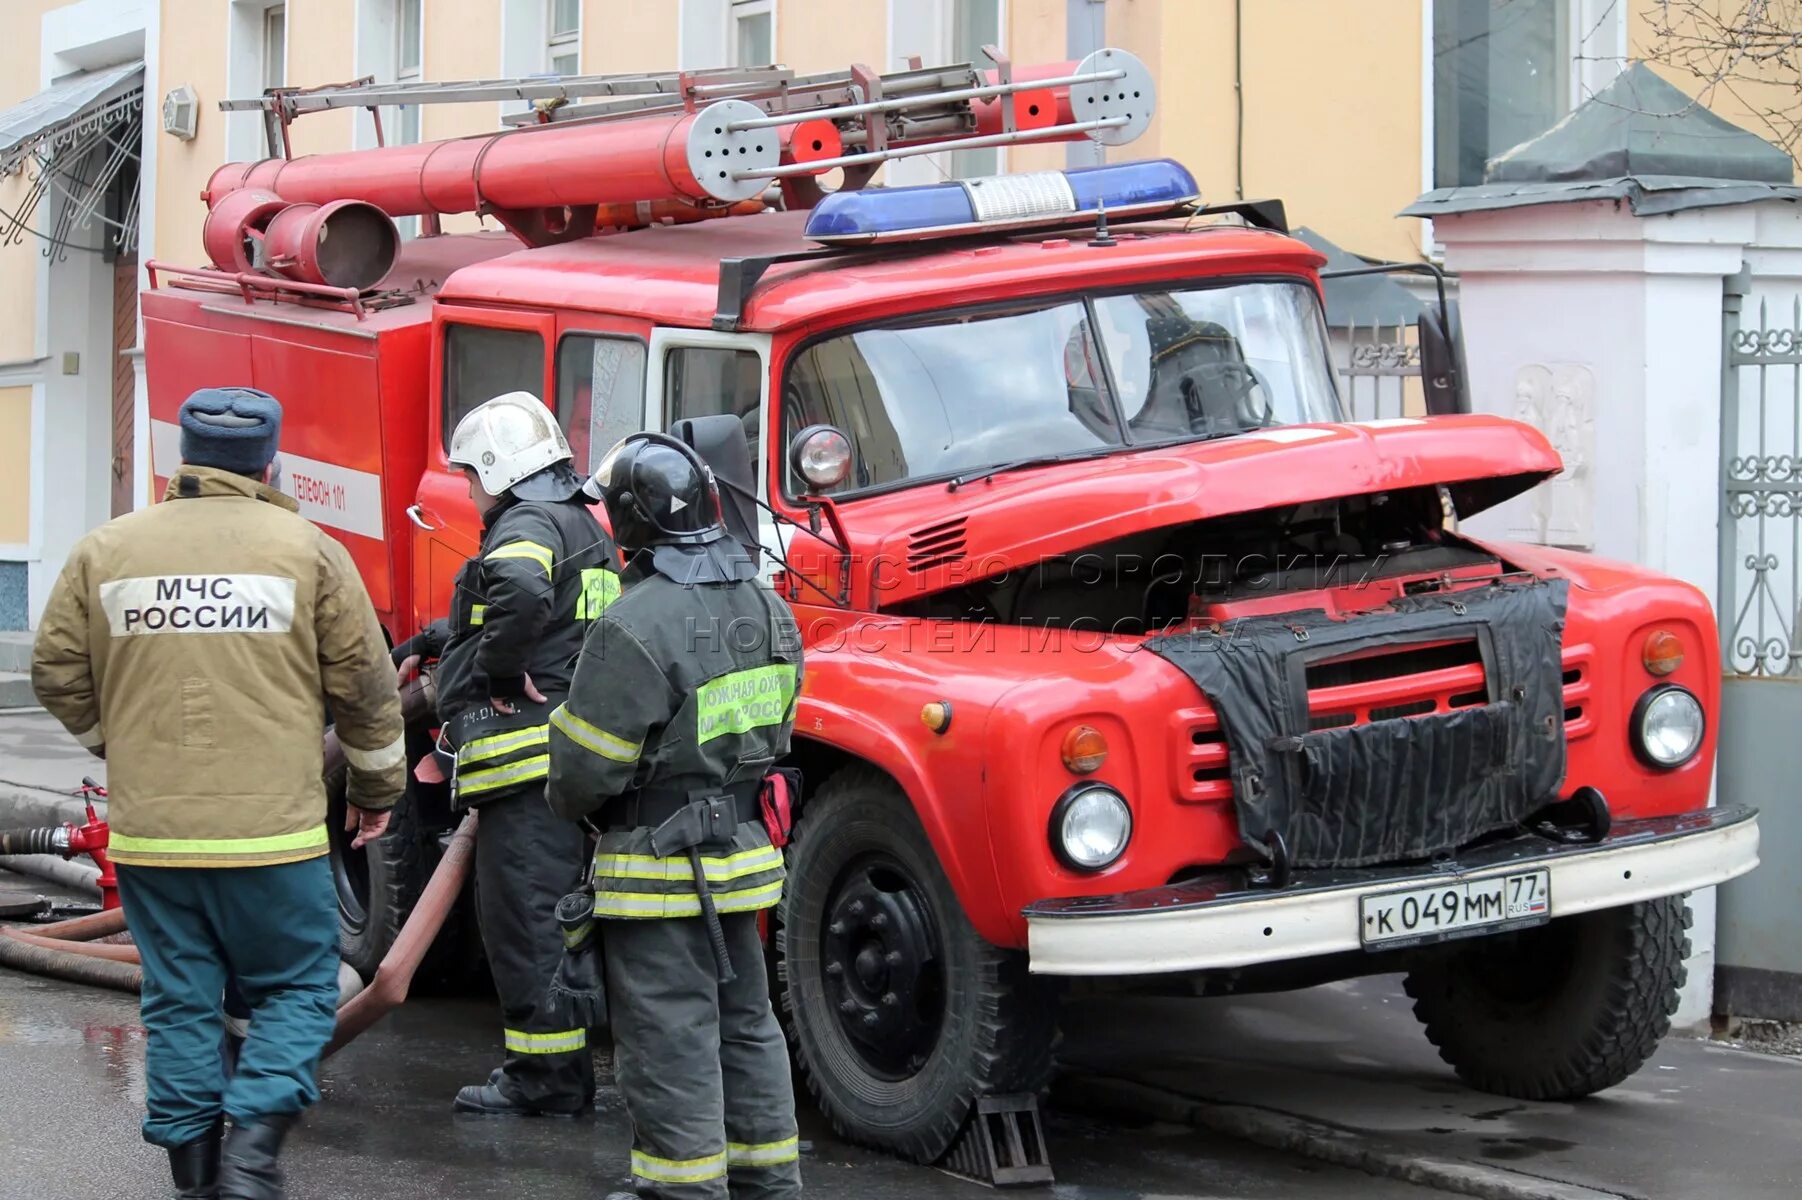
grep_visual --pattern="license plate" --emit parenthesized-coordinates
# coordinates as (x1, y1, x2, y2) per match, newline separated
(1359, 869, 1551, 948)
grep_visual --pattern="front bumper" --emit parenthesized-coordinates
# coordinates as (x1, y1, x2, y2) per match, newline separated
(1024, 805, 1759, 976)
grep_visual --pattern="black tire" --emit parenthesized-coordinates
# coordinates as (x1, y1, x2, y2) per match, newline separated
(775, 766, 1058, 1164)
(1404, 894, 1692, 1100)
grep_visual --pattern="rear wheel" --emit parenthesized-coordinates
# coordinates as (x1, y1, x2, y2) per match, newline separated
(775, 766, 1058, 1163)
(1403, 894, 1691, 1100)
(325, 711, 483, 991)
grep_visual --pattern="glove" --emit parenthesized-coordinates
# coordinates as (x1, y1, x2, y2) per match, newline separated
(390, 619, 450, 667)
(544, 890, 607, 1031)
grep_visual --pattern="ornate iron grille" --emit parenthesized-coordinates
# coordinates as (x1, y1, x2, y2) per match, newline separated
(1337, 320, 1423, 422)
(1719, 274, 1802, 676)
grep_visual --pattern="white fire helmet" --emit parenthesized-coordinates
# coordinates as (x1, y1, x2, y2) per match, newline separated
(447, 391, 572, 496)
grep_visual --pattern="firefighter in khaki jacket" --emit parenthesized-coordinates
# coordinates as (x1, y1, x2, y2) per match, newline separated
(391, 391, 619, 1116)
(31, 387, 406, 1200)
(548, 433, 803, 1200)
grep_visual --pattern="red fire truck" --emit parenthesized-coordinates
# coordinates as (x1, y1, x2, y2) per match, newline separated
(141, 50, 1759, 1166)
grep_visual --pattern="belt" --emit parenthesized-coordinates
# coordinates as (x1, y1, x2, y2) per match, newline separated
(601, 780, 761, 832)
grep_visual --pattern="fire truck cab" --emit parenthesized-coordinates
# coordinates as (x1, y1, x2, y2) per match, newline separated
(142, 51, 1760, 1167)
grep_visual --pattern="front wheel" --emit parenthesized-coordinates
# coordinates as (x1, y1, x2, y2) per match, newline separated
(775, 766, 1058, 1164)
(1404, 894, 1692, 1100)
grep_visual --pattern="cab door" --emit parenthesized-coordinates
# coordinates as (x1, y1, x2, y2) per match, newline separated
(411, 307, 555, 632)
(645, 327, 777, 575)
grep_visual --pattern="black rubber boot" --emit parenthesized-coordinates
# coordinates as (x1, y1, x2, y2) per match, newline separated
(453, 1069, 588, 1117)
(168, 1118, 223, 1198)
(217, 1114, 295, 1200)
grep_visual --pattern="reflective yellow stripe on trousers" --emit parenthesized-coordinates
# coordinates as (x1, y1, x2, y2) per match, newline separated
(728, 1136, 800, 1167)
(503, 1028, 587, 1055)
(632, 1149, 728, 1185)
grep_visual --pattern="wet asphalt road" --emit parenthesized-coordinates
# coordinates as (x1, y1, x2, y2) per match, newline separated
(0, 877, 1437, 1200)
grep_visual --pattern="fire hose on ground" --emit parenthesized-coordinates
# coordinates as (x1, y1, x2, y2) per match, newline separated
(0, 678, 476, 1058)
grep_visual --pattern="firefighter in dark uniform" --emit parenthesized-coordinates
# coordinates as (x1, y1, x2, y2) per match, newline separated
(547, 432, 803, 1199)
(393, 391, 619, 1116)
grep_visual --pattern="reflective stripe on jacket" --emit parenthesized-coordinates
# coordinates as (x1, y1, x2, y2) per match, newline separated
(30, 466, 405, 867)
(547, 561, 803, 919)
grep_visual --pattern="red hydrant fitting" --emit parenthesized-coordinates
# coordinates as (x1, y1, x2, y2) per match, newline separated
(0, 776, 116, 910)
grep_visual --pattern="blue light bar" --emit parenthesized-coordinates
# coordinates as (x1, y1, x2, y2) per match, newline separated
(803, 158, 1199, 246)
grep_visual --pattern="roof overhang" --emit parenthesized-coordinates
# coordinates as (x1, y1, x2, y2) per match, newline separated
(0, 61, 143, 175)
(0, 61, 145, 258)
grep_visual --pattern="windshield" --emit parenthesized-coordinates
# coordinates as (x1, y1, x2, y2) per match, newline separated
(781, 280, 1343, 496)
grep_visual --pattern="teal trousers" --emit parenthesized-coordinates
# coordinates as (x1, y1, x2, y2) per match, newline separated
(116, 857, 340, 1148)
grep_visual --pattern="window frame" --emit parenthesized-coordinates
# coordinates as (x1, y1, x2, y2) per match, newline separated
(261, 3, 287, 156)
(433, 310, 557, 460)
(646, 327, 773, 545)
(395, 0, 424, 144)
(553, 327, 651, 474)
(772, 273, 1343, 503)
(731, 0, 775, 68)
(547, 0, 581, 75)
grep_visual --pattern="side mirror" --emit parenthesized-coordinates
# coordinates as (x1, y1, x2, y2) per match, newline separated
(1417, 299, 1471, 417)
(789, 424, 852, 493)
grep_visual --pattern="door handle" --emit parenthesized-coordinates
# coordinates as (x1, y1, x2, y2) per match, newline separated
(406, 504, 438, 531)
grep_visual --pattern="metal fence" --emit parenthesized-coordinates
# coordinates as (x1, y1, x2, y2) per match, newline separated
(1334, 322, 1423, 422)
(1719, 275, 1802, 676)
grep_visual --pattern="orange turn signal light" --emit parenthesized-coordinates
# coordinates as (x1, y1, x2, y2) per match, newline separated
(1643, 630, 1685, 677)
(921, 702, 952, 734)
(1061, 725, 1108, 774)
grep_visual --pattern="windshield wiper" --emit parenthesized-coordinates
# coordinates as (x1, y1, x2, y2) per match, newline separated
(946, 453, 1081, 492)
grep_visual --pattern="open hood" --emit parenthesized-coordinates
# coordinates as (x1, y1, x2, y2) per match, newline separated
(828, 415, 1559, 609)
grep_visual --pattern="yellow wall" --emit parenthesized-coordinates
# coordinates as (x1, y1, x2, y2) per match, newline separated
(421, 0, 504, 143)
(0, 0, 62, 365)
(285, 0, 357, 157)
(1007, 0, 1067, 174)
(0, 386, 31, 543)
(156, 0, 234, 271)
(775, 0, 879, 75)
(1112, 0, 1425, 263)
(583, 0, 678, 76)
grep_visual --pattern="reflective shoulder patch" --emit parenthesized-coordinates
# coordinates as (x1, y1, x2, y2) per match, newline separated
(695, 663, 798, 745)
(576, 568, 621, 620)
(98, 574, 297, 637)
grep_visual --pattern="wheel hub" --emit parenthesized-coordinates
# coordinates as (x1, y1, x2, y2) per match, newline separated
(821, 862, 942, 1077)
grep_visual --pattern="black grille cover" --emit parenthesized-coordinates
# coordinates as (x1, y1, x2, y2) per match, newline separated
(1146, 579, 1569, 868)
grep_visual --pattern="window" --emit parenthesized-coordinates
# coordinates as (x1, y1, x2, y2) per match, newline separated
(443, 326, 547, 451)
(1433, 0, 1569, 188)
(396, 0, 423, 147)
(548, 0, 580, 75)
(558, 335, 647, 472)
(667, 347, 764, 465)
(262, 4, 287, 155)
(733, 0, 773, 67)
(780, 282, 1343, 497)
(949, 0, 1001, 178)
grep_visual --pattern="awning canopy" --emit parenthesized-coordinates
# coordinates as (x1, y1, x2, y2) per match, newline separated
(0, 61, 144, 259)
(0, 61, 143, 175)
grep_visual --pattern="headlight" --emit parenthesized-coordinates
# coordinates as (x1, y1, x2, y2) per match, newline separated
(1050, 784, 1132, 871)
(1632, 685, 1705, 769)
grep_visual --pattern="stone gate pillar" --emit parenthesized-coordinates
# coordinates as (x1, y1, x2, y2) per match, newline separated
(1406, 63, 1802, 1028)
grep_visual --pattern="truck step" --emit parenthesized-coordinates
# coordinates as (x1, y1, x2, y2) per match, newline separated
(0, 672, 36, 710)
(936, 1093, 1054, 1189)
(0, 631, 32, 675)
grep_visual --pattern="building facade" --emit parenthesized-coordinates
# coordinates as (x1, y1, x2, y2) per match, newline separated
(0, 0, 1796, 628)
